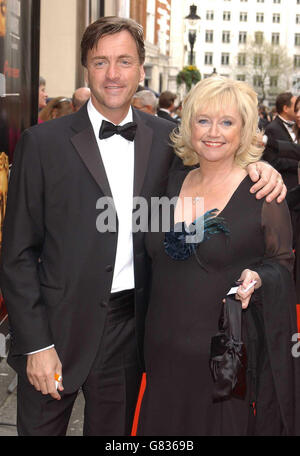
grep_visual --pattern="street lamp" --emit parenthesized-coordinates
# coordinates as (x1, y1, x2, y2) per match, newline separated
(185, 4, 201, 65)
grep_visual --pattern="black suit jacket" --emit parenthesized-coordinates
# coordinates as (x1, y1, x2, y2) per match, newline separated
(157, 109, 178, 124)
(0, 104, 178, 392)
(263, 116, 298, 190)
(264, 115, 293, 142)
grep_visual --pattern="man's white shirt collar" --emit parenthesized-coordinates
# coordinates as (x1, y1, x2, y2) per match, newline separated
(87, 98, 133, 133)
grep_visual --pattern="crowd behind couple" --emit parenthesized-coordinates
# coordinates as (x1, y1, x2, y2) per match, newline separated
(38, 78, 181, 126)
(1, 16, 300, 437)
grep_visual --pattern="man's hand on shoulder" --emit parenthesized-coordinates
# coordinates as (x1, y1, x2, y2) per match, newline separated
(246, 161, 286, 203)
(27, 347, 64, 400)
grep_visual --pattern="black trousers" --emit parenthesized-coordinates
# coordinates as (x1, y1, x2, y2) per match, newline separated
(17, 290, 143, 436)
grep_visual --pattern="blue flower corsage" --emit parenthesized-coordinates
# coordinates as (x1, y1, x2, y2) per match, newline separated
(164, 209, 229, 261)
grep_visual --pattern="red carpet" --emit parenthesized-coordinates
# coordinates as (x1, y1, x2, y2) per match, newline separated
(131, 373, 146, 436)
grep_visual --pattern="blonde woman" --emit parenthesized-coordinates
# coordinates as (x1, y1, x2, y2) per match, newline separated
(138, 77, 300, 436)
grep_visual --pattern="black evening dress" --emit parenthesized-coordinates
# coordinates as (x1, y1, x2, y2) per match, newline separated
(137, 171, 296, 436)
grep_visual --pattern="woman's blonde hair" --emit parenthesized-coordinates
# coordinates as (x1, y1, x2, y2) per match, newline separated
(171, 76, 263, 167)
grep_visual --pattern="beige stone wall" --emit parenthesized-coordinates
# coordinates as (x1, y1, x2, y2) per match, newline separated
(40, 0, 78, 98)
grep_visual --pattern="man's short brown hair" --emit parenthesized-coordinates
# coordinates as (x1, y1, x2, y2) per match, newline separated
(275, 92, 294, 115)
(159, 91, 177, 109)
(81, 16, 145, 67)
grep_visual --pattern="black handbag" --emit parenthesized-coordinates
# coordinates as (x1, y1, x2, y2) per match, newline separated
(209, 295, 247, 401)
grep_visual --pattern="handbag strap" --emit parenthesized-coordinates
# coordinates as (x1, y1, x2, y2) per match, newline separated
(223, 296, 242, 342)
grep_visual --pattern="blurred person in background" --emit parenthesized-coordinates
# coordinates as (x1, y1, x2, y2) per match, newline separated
(263, 95, 300, 304)
(264, 93, 297, 142)
(72, 87, 91, 112)
(263, 92, 298, 191)
(38, 96, 73, 122)
(132, 89, 157, 115)
(258, 105, 271, 131)
(157, 90, 179, 124)
(38, 77, 48, 111)
(172, 101, 182, 124)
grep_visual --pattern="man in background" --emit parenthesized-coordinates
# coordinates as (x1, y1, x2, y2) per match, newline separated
(263, 92, 298, 191)
(157, 90, 178, 124)
(72, 87, 91, 112)
(132, 89, 157, 115)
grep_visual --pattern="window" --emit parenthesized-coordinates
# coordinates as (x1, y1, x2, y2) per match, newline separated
(270, 54, 279, 66)
(294, 55, 300, 68)
(256, 12, 264, 22)
(238, 53, 246, 65)
(221, 54, 230, 66)
(255, 31, 264, 44)
(272, 33, 280, 45)
(269, 76, 278, 87)
(221, 53, 230, 65)
(205, 53, 213, 65)
(295, 34, 300, 46)
(296, 15, 300, 25)
(273, 0, 281, 3)
(257, 0, 264, 2)
(222, 31, 230, 43)
(206, 10, 214, 20)
(254, 54, 263, 67)
(240, 12, 248, 21)
(205, 30, 214, 42)
(223, 11, 231, 20)
(273, 13, 280, 23)
(239, 31, 247, 43)
(253, 75, 262, 87)
(237, 74, 246, 81)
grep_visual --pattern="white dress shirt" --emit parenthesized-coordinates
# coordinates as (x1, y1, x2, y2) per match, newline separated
(87, 99, 135, 293)
(27, 100, 135, 355)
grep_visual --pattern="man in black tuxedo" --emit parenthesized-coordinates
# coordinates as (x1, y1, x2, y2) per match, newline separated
(0, 17, 286, 436)
(157, 91, 179, 124)
(263, 92, 298, 191)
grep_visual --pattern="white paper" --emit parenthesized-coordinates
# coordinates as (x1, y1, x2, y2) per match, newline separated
(227, 280, 257, 295)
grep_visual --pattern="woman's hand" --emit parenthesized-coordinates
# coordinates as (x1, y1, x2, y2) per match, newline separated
(235, 269, 262, 309)
(247, 161, 286, 203)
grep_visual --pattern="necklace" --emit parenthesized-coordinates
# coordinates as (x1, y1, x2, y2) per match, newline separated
(192, 195, 202, 205)
(191, 168, 237, 204)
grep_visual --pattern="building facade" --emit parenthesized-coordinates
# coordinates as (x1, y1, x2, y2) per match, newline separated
(177, 0, 300, 104)
(40, 0, 174, 98)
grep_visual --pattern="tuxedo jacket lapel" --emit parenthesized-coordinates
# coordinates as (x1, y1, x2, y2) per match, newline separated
(133, 108, 153, 197)
(275, 117, 294, 142)
(70, 105, 113, 198)
(70, 106, 153, 200)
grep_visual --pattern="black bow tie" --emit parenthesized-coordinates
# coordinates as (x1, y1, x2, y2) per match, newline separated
(99, 120, 137, 141)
